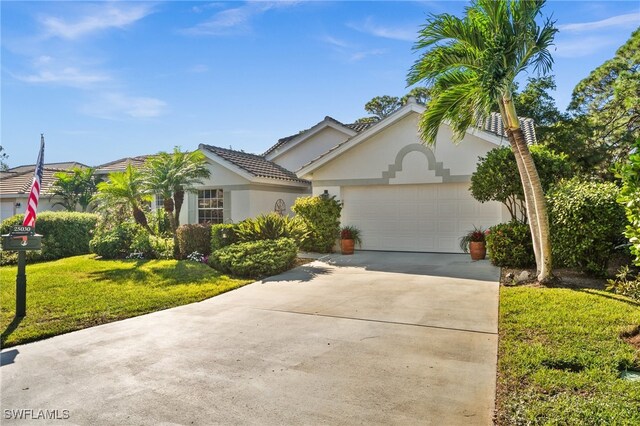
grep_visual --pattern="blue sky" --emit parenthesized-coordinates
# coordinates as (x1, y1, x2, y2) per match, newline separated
(2, 1, 639, 168)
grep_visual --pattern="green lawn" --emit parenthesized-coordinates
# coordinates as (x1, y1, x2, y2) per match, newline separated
(0, 255, 251, 347)
(497, 285, 640, 425)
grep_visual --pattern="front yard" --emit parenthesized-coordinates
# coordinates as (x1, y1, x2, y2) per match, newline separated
(496, 285, 640, 424)
(0, 255, 251, 347)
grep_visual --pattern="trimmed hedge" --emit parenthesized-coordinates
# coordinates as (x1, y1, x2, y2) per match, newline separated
(291, 195, 342, 253)
(0, 212, 98, 264)
(209, 237, 297, 278)
(211, 224, 238, 252)
(176, 224, 212, 258)
(486, 221, 535, 268)
(235, 213, 309, 246)
(547, 179, 626, 275)
(89, 222, 140, 259)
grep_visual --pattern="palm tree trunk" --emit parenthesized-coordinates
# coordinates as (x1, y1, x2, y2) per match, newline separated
(132, 206, 153, 234)
(502, 96, 553, 283)
(163, 197, 177, 233)
(173, 190, 184, 229)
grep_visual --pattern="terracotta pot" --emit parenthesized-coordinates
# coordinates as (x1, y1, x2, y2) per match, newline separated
(469, 241, 486, 260)
(341, 239, 355, 255)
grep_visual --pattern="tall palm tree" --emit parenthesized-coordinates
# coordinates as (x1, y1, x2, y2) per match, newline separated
(93, 165, 153, 233)
(50, 167, 99, 212)
(407, 0, 557, 282)
(144, 147, 211, 234)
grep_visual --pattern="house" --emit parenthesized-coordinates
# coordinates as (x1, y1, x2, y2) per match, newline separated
(0, 162, 89, 221)
(2, 99, 533, 253)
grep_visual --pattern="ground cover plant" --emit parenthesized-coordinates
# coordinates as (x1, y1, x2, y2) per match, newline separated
(0, 255, 251, 347)
(496, 285, 640, 425)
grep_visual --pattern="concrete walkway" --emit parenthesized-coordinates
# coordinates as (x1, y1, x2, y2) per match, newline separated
(1, 252, 500, 425)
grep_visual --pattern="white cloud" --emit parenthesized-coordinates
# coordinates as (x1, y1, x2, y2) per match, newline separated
(554, 36, 616, 58)
(40, 3, 154, 39)
(320, 34, 387, 62)
(348, 17, 417, 42)
(320, 35, 351, 49)
(83, 93, 167, 119)
(559, 12, 640, 33)
(182, 1, 299, 36)
(15, 67, 110, 88)
(349, 49, 387, 62)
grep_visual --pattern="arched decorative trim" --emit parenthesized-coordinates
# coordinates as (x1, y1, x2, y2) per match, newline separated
(381, 143, 452, 180)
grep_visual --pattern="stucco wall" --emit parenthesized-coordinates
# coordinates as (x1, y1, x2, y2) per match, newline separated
(270, 126, 350, 172)
(1, 196, 66, 222)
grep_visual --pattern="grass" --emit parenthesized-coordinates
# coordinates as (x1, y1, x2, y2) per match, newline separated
(496, 285, 640, 425)
(0, 255, 251, 347)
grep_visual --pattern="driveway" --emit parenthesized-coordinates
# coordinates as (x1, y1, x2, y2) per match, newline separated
(1, 252, 499, 425)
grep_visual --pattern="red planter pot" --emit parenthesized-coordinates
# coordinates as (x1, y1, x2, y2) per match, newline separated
(341, 239, 355, 255)
(469, 241, 486, 260)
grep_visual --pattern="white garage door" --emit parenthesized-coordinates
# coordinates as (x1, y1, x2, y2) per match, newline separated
(341, 183, 502, 253)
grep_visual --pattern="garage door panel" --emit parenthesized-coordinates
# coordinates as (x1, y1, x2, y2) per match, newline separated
(342, 183, 501, 253)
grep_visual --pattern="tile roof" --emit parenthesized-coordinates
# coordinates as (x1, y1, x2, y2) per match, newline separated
(480, 112, 537, 144)
(94, 156, 150, 174)
(201, 145, 309, 184)
(345, 121, 377, 132)
(7, 162, 88, 174)
(0, 168, 68, 196)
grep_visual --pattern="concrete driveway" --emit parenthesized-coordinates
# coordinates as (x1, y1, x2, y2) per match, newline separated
(1, 252, 499, 425)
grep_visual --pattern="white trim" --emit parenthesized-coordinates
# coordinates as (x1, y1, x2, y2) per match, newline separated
(264, 118, 356, 161)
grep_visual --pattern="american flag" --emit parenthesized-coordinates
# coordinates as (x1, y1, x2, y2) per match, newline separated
(23, 135, 45, 228)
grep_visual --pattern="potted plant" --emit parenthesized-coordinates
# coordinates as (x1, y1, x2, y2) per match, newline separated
(459, 226, 488, 260)
(340, 225, 362, 255)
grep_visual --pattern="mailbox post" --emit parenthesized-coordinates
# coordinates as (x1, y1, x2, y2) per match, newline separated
(1, 226, 42, 317)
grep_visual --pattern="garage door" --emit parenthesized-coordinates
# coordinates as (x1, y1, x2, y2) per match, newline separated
(341, 184, 502, 253)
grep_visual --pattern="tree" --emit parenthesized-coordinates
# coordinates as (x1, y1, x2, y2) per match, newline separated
(471, 146, 573, 221)
(49, 167, 99, 212)
(0, 146, 8, 171)
(566, 29, 639, 171)
(356, 88, 432, 123)
(616, 138, 640, 265)
(512, 76, 563, 127)
(407, 0, 557, 282)
(93, 165, 152, 233)
(144, 147, 211, 234)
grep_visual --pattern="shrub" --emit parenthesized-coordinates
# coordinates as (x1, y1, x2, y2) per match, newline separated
(547, 179, 627, 275)
(235, 213, 309, 246)
(89, 222, 140, 259)
(149, 236, 174, 259)
(486, 222, 535, 268)
(209, 238, 297, 278)
(176, 224, 212, 259)
(211, 224, 238, 252)
(606, 266, 640, 301)
(616, 140, 640, 266)
(0, 212, 98, 264)
(291, 195, 342, 253)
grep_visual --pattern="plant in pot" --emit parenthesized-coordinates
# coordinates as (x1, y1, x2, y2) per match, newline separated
(459, 226, 488, 260)
(340, 225, 362, 255)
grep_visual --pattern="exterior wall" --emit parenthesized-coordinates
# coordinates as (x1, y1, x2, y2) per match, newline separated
(270, 126, 350, 172)
(246, 189, 305, 218)
(0, 196, 66, 222)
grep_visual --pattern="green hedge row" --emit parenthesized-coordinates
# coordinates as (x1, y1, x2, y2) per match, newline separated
(209, 237, 297, 278)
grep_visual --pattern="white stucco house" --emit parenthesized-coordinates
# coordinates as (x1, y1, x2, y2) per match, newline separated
(2, 99, 535, 253)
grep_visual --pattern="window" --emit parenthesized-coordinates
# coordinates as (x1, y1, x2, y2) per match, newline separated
(198, 189, 223, 224)
(155, 195, 164, 210)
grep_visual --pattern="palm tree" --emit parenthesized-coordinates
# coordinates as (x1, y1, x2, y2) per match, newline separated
(407, 0, 557, 282)
(50, 167, 99, 212)
(144, 147, 211, 234)
(93, 165, 153, 233)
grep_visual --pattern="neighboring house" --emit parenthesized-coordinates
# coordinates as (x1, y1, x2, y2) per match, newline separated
(0, 162, 89, 221)
(1, 99, 535, 253)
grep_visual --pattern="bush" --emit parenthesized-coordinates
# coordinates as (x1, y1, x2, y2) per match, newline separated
(150, 236, 174, 259)
(235, 213, 309, 246)
(616, 140, 640, 266)
(547, 179, 627, 275)
(291, 195, 342, 253)
(606, 266, 640, 301)
(89, 222, 141, 259)
(0, 212, 98, 264)
(176, 224, 212, 259)
(209, 238, 297, 278)
(486, 222, 535, 268)
(211, 224, 238, 252)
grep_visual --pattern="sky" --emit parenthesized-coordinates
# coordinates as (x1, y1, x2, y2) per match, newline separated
(2, 1, 639, 168)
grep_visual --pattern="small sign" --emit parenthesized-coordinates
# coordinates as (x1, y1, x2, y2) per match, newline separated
(10, 226, 34, 237)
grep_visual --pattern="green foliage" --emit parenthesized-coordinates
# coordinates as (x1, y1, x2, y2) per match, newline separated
(292, 195, 342, 253)
(486, 222, 535, 268)
(0, 146, 8, 171)
(149, 208, 172, 237)
(355, 88, 431, 123)
(209, 238, 297, 278)
(176, 224, 212, 258)
(149, 236, 174, 259)
(512, 76, 563, 128)
(235, 213, 309, 246)
(0, 212, 98, 264)
(471, 145, 573, 221)
(340, 225, 362, 247)
(50, 167, 100, 212)
(89, 222, 141, 259)
(211, 224, 238, 252)
(459, 226, 488, 253)
(547, 179, 626, 275)
(616, 139, 640, 265)
(606, 266, 640, 301)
